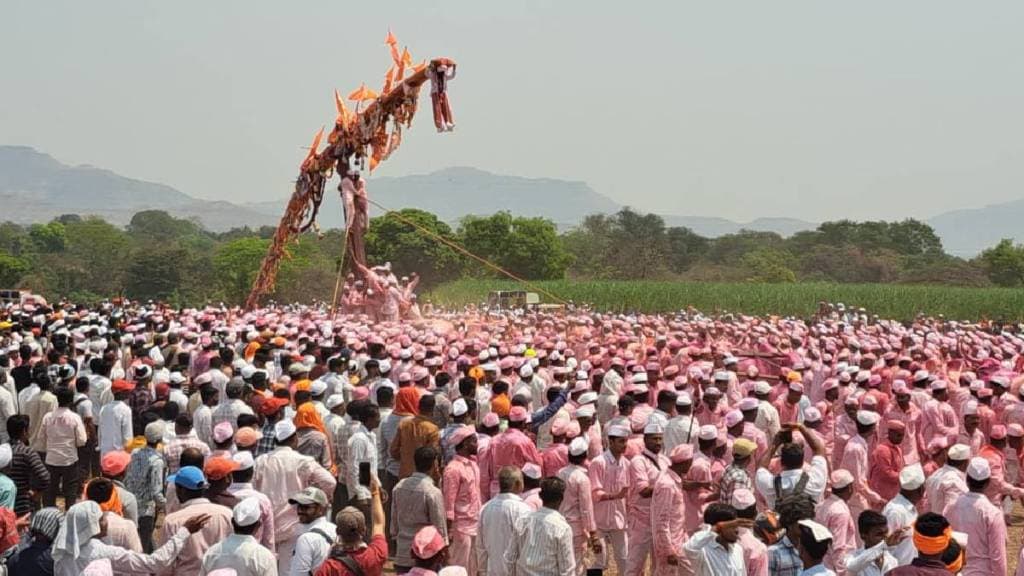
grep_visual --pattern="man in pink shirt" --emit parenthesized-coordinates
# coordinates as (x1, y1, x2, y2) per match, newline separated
(684, 440, 716, 535)
(815, 470, 857, 575)
(160, 465, 234, 576)
(869, 420, 906, 502)
(589, 425, 631, 574)
(920, 381, 959, 446)
(558, 436, 600, 575)
(732, 489, 768, 576)
(651, 443, 695, 576)
(443, 425, 481, 573)
(521, 463, 544, 510)
(840, 410, 886, 520)
(774, 381, 805, 425)
(624, 421, 670, 576)
(695, 387, 727, 429)
(882, 382, 924, 465)
(488, 406, 542, 496)
(977, 425, 1024, 506)
(944, 457, 1007, 576)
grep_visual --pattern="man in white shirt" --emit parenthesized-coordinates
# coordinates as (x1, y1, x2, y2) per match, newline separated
(97, 379, 134, 455)
(504, 476, 576, 576)
(345, 400, 380, 539)
(882, 464, 925, 566)
(253, 419, 337, 575)
(38, 386, 88, 507)
(843, 510, 898, 576)
(754, 423, 828, 510)
(683, 503, 749, 576)
(200, 496, 279, 576)
(287, 487, 336, 576)
(478, 466, 532, 576)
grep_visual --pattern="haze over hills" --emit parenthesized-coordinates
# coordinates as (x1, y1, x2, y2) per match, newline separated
(0, 146, 1014, 256)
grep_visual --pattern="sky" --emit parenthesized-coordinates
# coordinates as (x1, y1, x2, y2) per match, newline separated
(3, 1, 1023, 222)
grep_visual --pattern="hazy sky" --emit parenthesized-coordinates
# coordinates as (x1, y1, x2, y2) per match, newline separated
(3, 1, 1023, 222)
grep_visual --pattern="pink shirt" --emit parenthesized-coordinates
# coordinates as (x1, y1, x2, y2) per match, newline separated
(740, 423, 769, 463)
(160, 498, 234, 576)
(557, 464, 596, 537)
(738, 528, 768, 576)
(944, 492, 1007, 576)
(815, 494, 856, 574)
(489, 429, 542, 495)
(588, 450, 629, 531)
(869, 440, 904, 502)
(921, 400, 959, 445)
(443, 454, 481, 535)
(882, 404, 923, 464)
(522, 487, 542, 511)
(627, 450, 669, 532)
(684, 457, 715, 534)
(542, 444, 569, 478)
(651, 468, 687, 561)
(840, 435, 882, 515)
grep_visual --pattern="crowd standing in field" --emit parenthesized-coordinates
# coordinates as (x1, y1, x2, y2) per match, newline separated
(0, 299, 1021, 575)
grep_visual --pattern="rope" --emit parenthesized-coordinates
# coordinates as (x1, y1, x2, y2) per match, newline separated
(364, 197, 569, 305)
(328, 226, 351, 319)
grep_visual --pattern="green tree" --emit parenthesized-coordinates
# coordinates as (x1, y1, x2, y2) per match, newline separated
(213, 237, 270, 304)
(0, 252, 30, 286)
(666, 226, 709, 272)
(459, 212, 570, 280)
(979, 239, 1024, 287)
(365, 209, 463, 287)
(61, 218, 130, 296)
(741, 248, 796, 283)
(28, 222, 66, 253)
(124, 245, 190, 302)
(128, 210, 205, 243)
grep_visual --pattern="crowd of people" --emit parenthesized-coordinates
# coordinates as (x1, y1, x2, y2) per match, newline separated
(0, 298, 1020, 575)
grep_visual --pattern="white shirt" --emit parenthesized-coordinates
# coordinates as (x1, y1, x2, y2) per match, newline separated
(253, 446, 337, 543)
(843, 542, 898, 576)
(193, 405, 214, 447)
(0, 385, 15, 443)
(755, 455, 829, 510)
(17, 384, 38, 416)
(288, 516, 336, 576)
(56, 527, 190, 576)
(664, 414, 697, 452)
(882, 493, 918, 566)
(98, 400, 133, 455)
(799, 564, 837, 576)
(684, 527, 746, 576)
(503, 507, 575, 576)
(478, 493, 532, 576)
(345, 423, 378, 501)
(200, 533, 279, 576)
(88, 374, 112, 409)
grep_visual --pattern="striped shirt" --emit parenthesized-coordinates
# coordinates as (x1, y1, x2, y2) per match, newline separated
(503, 507, 576, 576)
(162, 434, 211, 474)
(9, 440, 49, 516)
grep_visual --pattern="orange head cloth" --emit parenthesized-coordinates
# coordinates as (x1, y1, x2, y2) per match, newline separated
(945, 548, 964, 573)
(468, 366, 484, 382)
(912, 524, 951, 556)
(293, 403, 326, 436)
(88, 479, 124, 517)
(395, 387, 421, 417)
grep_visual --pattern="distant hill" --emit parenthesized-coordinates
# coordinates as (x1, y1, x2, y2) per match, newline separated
(24, 146, 1021, 255)
(0, 146, 278, 230)
(927, 200, 1024, 257)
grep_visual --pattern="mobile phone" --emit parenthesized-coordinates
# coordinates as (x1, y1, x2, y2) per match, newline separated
(358, 461, 372, 487)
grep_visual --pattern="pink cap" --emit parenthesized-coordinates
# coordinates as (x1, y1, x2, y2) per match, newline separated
(886, 420, 906, 432)
(449, 425, 476, 448)
(788, 382, 804, 393)
(482, 412, 500, 428)
(213, 421, 234, 444)
(730, 488, 756, 510)
(669, 443, 694, 463)
(411, 525, 447, 560)
(509, 406, 529, 423)
(991, 424, 1008, 440)
(351, 386, 370, 401)
(892, 380, 909, 394)
(551, 419, 568, 437)
(522, 463, 542, 479)
(738, 397, 759, 411)
(411, 367, 430, 381)
(565, 421, 581, 439)
(724, 410, 744, 428)
(821, 379, 839, 391)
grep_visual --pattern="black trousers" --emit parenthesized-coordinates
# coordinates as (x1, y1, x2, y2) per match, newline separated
(44, 463, 79, 509)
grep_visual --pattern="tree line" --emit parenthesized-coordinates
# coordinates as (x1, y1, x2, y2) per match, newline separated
(0, 208, 1021, 306)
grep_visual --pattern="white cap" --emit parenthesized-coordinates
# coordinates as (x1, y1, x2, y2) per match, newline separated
(578, 391, 598, 405)
(724, 410, 743, 428)
(232, 451, 255, 471)
(948, 443, 971, 461)
(569, 437, 589, 457)
(966, 456, 991, 481)
(326, 394, 345, 409)
(522, 463, 542, 480)
(676, 392, 692, 407)
(452, 398, 468, 417)
(310, 380, 327, 396)
(899, 463, 925, 490)
(607, 425, 630, 438)
(275, 419, 297, 442)
(240, 365, 256, 380)
(803, 407, 822, 423)
(519, 364, 534, 378)
(643, 421, 665, 435)
(714, 371, 729, 382)
(233, 496, 262, 527)
(754, 381, 771, 395)
(576, 405, 596, 419)
(632, 373, 648, 384)
(962, 400, 978, 416)
(856, 410, 880, 426)
(831, 469, 854, 489)
(930, 380, 948, 391)
(797, 519, 833, 543)
(698, 425, 718, 441)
